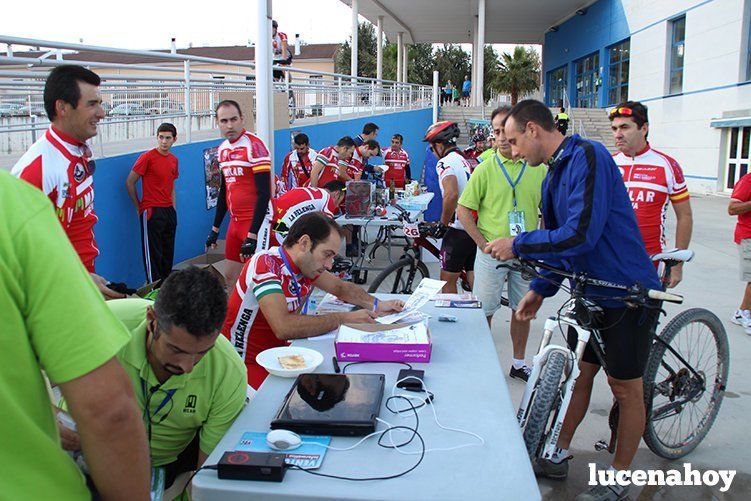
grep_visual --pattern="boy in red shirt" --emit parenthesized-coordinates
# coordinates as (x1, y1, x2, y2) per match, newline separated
(126, 123, 179, 284)
(729, 173, 751, 333)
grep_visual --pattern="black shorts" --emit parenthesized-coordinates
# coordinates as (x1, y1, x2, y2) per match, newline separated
(567, 304, 660, 380)
(439, 227, 476, 273)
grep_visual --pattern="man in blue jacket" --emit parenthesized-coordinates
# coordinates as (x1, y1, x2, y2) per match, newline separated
(487, 100, 661, 501)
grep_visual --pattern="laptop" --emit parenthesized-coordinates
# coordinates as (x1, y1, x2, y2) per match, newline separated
(270, 373, 385, 436)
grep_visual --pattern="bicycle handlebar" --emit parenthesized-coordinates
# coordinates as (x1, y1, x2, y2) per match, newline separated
(498, 258, 683, 305)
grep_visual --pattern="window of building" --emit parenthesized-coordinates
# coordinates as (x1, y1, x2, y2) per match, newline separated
(574, 52, 600, 108)
(547, 66, 568, 107)
(669, 16, 686, 95)
(608, 39, 630, 105)
(726, 127, 751, 190)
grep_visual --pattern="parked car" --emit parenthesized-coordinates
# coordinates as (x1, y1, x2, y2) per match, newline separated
(11, 104, 47, 117)
(0, 103, 23, 117)
(144, 100, 184, 115)
(109, 103, 149, 116)
(101, 101, 112, 114)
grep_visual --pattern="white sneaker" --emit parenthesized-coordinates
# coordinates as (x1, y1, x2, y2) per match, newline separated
(745, 325, 751, 336)
(731, 310, 751, 328)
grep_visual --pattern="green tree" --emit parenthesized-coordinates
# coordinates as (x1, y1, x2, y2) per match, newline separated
(335, 22, 379, 77)
(407, 43, 436, 85)
(434, 44, 470, 90)
(482, 45, 501, 103)
(493, 46, 541, 105)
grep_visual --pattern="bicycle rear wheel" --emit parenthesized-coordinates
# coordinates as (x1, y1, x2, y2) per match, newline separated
(523, 351, 566, 460)
(643, 308, 729, 459)
(367, 258, 430, 294)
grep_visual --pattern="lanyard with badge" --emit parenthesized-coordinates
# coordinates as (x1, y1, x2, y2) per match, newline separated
(279, 248, 311, 315)
(140, 377, 176, 442)
(496, 153, 527, 236)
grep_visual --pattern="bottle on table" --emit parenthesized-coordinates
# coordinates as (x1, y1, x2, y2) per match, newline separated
(389, 179, 396, 203)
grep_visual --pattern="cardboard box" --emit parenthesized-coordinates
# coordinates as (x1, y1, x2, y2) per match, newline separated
(335, 321, 432, 363)
(172, 240, 231, 288)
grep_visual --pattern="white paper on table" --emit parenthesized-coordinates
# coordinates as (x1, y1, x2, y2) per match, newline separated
(430, 292, 478, 301)
(308, 330, 337, 341)
(337, 322, 429, 344)
(315, 293, 355, 315)
(376, 278, 446, 324)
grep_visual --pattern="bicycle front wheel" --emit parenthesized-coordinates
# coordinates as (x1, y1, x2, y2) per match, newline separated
(643, 308, 729, 459)
(523, 351, 566, 460)
(367, 258, 430, 294)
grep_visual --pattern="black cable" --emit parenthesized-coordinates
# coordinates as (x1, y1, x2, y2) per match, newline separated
(180, 464, 218, 495)
(286, 395, 425, 481)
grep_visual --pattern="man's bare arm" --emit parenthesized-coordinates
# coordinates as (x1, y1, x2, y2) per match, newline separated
(125, 171, 141, 211)
(728, 199, 751, 216)
(59, 357, 150, 500)
(440, 176, 459, 226)
(457, 204, 487, 250)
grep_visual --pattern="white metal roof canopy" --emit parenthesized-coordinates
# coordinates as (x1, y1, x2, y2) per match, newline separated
(339, 0, 596, 44)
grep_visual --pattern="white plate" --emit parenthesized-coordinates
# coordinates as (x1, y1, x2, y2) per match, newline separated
(256, 346, 324, 378)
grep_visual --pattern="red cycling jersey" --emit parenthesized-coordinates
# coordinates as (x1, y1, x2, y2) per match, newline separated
(613, 145, 690, 255)
(280, 148, 317, 190)
(221, 246, 317, 389)
(11, 126, 99, 271)
(218, 130, 272, 221)
(382, 147, 411, 188)
(258, 187, 338, 250)
(314, 146, 350, 186)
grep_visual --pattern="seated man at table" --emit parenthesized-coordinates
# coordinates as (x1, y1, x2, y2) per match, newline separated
(61, 267, 246, 490)
(222, 212, 404, 391)
(258, 180, 345, 250)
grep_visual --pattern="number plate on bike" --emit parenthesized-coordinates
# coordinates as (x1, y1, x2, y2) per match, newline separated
(402, 222, 420, 238)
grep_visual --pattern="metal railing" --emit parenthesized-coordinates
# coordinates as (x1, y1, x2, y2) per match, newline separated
(0, 36, 432, 158)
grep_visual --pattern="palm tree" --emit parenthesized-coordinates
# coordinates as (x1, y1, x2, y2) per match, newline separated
(494, 46, 541, 105)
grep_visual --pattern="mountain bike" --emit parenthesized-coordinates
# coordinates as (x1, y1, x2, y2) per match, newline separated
(509, 252, 728, 461)
(366, 204, 472, 294)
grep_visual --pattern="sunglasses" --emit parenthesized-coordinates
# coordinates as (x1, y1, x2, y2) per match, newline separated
(609, 106, 634, 118)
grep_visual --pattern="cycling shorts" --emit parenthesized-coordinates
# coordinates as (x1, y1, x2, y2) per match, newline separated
(226, 218, 252, 263)
(567, 303, 659, 380)
(439, 227, 476, 273)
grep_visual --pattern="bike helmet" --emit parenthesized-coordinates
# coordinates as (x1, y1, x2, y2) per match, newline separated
(272, 20, 279, 29)
(470, 132, 487, 144)
(423, 121, 460, 144)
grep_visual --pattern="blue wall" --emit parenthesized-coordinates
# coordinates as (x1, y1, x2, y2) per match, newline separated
(543, 0, 630, 108)
(94, 108, 433, 287)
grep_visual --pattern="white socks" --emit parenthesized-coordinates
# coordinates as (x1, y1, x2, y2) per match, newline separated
(550, 447, 569, 464)
(512, 358, 526, 370)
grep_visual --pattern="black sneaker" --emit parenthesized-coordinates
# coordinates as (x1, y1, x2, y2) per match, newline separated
(509, 364, 532, 382)
(533, 457, 571, 480)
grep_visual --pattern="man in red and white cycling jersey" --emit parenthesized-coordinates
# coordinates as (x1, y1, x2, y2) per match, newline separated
(280, 133, 317, 190)
(221, 212, 404, 391)
(11, 64, 124, 299)
(463, 131, 488, 173)
(205, 100, 272, 289)
(272, 20, 291, 81)
(610, 101, 693, 288)
(309, 136, 356, 187)
(347, 140, 381, 181)
(423, 121, 475, 293)
(382, 133, 411, 188)
(258, 181, 345, 250)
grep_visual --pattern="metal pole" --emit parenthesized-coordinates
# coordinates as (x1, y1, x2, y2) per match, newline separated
(396, 33, 403, 84)
(432, 71, 439, 123)
(376, 16, 383, 82)
(402, 44, 408, 84)
(476, 0, 486, 108)
(351, 0, 359, 79)
(183, 61, 192, 143)
(338, 76, 342, 121)
(370, 80, 375, 115)
(256, 0, 273, 151)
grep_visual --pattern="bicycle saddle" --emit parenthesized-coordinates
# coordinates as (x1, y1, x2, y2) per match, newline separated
(650, 249, 694, 263)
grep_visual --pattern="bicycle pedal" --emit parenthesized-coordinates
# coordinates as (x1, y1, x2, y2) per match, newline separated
(594, 440, 609, 451)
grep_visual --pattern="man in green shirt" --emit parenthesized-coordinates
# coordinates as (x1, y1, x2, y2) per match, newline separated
(457, 106, 546, 382)
(62, 267, 246, 489)
(0, 171, 150, 500)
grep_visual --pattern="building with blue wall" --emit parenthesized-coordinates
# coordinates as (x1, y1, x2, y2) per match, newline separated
(93, 108, 432, 287)
(543, 0, 751, 193)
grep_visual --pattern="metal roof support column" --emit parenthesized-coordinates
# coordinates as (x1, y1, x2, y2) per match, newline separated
(351, 0, 359, 78)
(432, 70, 439, 123)
(376, 16, 383, 81)
(256, 0, 273, 153)
(396, 32, 403, 83)
(471, 16, 477, 106)
(476, 0, 486, 107)
(402, 44, 408, 83)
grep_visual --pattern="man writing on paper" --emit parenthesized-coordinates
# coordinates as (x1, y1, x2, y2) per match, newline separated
(222, 212, 404, 391)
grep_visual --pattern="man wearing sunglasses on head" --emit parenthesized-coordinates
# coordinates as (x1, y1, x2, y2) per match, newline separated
(60, 267, 246, 492)
(610, 101, 693, 289)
